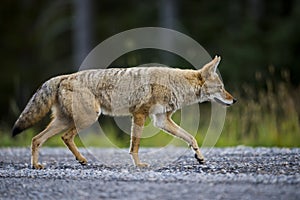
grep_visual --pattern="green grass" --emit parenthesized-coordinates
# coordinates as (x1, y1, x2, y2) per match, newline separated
(215, 70, 300, 147)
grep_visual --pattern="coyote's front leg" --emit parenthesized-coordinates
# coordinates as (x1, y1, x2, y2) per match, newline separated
(129, 113, 149, 167)
(153, 112, 205, 164)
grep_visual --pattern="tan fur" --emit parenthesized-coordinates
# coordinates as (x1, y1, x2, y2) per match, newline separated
(12, 55, 236, 169)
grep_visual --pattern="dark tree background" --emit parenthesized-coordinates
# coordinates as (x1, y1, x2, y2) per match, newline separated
(1, 0, 299, 129)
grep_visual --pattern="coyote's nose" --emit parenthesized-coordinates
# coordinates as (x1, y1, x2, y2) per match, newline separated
(233, 98, 237, 104)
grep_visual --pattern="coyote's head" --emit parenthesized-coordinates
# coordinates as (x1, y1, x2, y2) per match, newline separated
(200, 56, 237, 106)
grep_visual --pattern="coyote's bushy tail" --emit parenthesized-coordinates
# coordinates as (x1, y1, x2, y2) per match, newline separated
(12, 77, 62, 136)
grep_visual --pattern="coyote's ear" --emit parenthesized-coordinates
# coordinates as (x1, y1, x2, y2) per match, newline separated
(201, 55, 221, 74)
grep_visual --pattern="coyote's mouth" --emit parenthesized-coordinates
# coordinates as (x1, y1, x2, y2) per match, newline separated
(214, 98, 232, 106)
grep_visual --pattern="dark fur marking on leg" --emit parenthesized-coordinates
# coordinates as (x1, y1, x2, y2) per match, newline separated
(195, 153, 205, 164)
(78, 160, 87, 165)
(189, 144, 199, 151)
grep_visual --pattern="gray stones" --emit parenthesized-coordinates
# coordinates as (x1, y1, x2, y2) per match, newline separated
(0, 147, 299, 199)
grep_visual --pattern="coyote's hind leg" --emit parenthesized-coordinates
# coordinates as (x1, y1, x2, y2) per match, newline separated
(31, 118, 69, 169)
(60, 86, 100, 165)
(61, 128, 87, 165)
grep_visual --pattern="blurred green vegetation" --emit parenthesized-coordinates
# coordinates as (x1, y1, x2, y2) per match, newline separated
(216, 68, 300, 147)
(0, 0, 299, 147)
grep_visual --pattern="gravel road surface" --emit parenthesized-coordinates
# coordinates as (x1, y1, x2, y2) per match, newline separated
(0, 147, 299, 199)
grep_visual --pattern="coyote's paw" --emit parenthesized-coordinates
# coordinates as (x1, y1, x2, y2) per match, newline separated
(195, 153, 205, 164)
(76, 156, 88, 165)
(32, 163, 44, 170)
(136, 162, 150, 168)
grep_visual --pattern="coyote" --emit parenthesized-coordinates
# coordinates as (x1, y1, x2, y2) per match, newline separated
(12, 56, 236, 169)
